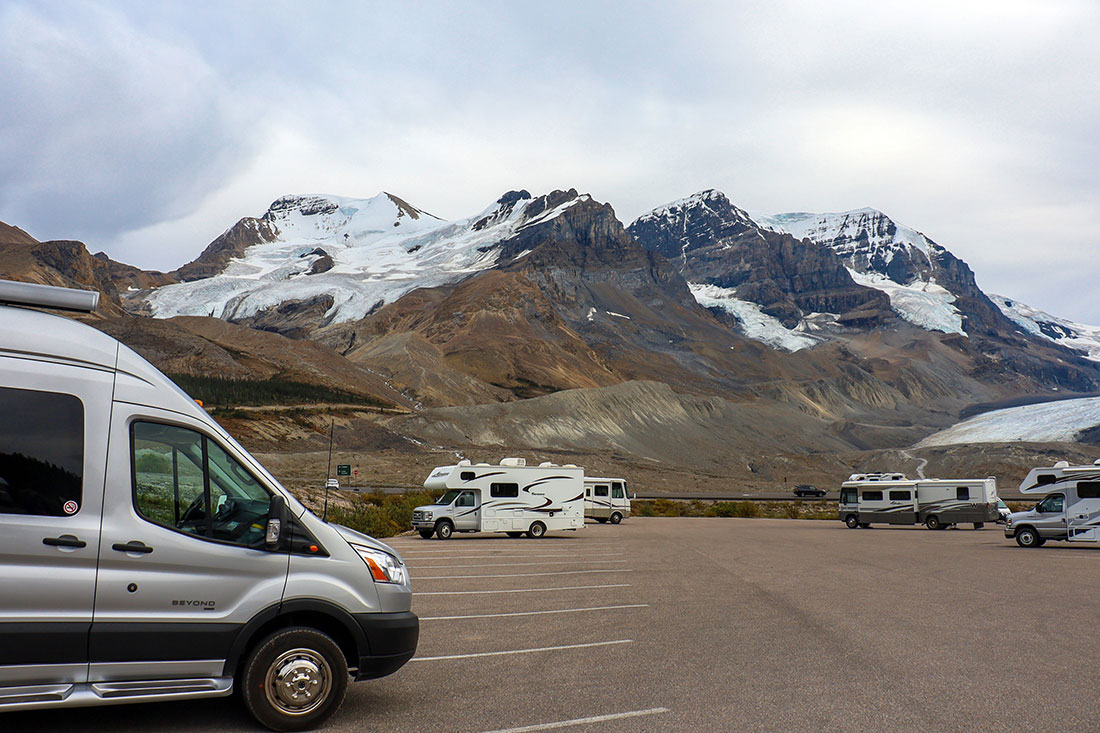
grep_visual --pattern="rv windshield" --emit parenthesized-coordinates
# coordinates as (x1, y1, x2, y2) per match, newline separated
(434, 490, 461, 506)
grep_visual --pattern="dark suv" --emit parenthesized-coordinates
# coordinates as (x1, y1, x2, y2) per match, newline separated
(793, 484, 826, 497)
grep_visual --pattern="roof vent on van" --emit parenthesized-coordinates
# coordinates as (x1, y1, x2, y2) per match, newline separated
(475, 463, 491, 467)
(457, 459, 471, 466)
(500, 457, 526, 467)
(1055, 461, 1070, 469)
(0, 279, 99, 313)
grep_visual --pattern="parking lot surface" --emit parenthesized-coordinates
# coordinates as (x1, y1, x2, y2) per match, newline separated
(10, 517, 1100, 731)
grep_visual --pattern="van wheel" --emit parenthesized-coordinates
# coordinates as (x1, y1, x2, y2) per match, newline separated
(844, 515, 859, 529)
(506, 531, 523, 538)
(1015, 527, 1042, 548)
(417, 529, 434, 539)
(610, 512, 623, 524)
(527, 521, 546, 538)
(242, 626, 348, 732)
(925, 515, 941, 530)
(435, 520, 454, 540)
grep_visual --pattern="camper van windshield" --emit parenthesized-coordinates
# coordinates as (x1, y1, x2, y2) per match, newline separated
(434, 490, 461, 505)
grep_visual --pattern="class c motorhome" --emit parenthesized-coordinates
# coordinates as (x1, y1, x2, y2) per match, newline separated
(412, 458, 584, 539)
(838, 473, 1000, 530)
(1005, 460, 1100, 547)
(583, 477, 630, 524)
(0, 280, 417, 731)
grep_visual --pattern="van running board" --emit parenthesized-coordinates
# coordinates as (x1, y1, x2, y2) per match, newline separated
(0, 678, 233, 711)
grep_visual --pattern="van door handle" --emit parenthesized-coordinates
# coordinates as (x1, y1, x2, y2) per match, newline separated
(112, 541, 154, 554)
(43, 534, 86, 548)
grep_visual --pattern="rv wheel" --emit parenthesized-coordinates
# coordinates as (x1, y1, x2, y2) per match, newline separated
(435, 520, 454, 540)
(417, 529, 434, 540)
(844, 515, 859, 529)
(527, 521, 547, 539)
(610, 512, 623, 524)
(925, 515, 941, 530)
(1015, 527, 1042, 548)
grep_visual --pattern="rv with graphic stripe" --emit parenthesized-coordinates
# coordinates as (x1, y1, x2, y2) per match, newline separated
(1004, 460, 1100, 547)
(412, 458, 584, 539)
(839, 473, 1000, 530)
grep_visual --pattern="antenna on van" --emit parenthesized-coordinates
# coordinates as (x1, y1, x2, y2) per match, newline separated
(323, 419, 334, 522)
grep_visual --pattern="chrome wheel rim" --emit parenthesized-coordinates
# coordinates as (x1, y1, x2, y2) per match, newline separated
(265, 647, 332, 716)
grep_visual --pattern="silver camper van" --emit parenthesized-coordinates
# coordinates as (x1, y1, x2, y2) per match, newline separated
(583, 476, 630, 524)
(0, 281, 417, 731)
(1005, 460, 1100, 547)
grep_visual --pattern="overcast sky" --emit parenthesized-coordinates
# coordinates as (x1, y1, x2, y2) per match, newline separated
(2, 1, 1098, 321)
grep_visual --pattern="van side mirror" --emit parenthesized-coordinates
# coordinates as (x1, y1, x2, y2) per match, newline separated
(266, 494, 287, 550)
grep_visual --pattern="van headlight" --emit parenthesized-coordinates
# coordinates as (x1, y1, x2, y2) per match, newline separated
(352, 545, 408, 585)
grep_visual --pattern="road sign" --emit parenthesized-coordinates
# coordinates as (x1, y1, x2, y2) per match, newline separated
(337, 464, 351, 476)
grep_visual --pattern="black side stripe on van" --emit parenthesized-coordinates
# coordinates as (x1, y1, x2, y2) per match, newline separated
(0, 622, 89, 665)
(89, 622, 240, 663)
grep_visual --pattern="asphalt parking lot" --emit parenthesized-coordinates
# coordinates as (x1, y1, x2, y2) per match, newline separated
(11, 517, 1100, 731)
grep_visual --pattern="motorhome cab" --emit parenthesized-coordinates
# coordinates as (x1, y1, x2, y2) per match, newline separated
(0, 281, 417, 731)
(839, 473, 1000, 530)
(583, 477, 630, 524)
(412, 458, 584, 539)
(1005, 460, 1100, 547)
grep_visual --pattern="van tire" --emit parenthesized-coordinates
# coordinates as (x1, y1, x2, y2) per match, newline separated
(1015, 527, 1042, 548)
(417, 529, 434, 539)
(241, 626, 348, 732)
(506, 531, 523, 538)
(527, 521, 546, 538)
(844, 515, 859, 529)
(610, 512, 623, 524)
(925, 515, 941, 530)
(435, 520, 454, 540)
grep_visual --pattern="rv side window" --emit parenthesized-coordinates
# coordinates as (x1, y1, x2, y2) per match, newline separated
(1077, 481, 1100, 499)
(131, 422, 272, 548)
(0, 386, 83, 517)
(1037, 474, 1056, 485)
(889, 490, 911, 501)
(862, 490, 883, 501)
(460, 471, 476, 481)
(613, 482, 624, 493)
(956, 487, 970, 501)
(595, 485, 609, 497)
(612, 486, 625, 499)
(586, 488, 591, 497)
(840, 488, 856, 504)
(490, 483, 519, 498)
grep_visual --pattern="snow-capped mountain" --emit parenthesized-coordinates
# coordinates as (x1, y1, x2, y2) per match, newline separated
(135, 190, 588, 324)
(992, 294, 1100, 363)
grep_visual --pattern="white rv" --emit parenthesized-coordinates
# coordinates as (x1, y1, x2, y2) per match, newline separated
(583, 477, 630, 523)
(412, 458, 584, 539)
(1005, 460, 1100, 547)
(839, 473, 1000, 530)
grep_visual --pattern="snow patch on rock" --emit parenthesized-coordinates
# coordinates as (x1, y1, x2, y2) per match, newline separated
(991, 294, 1100, 363)
(688, 283, 821, 352)
(918, 396, 1100, 447)
(847, 269, 965, 335)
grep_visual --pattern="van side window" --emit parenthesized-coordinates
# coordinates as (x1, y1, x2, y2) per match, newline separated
(889, 490, 911, 501)
(490, 483, 519, 498)
(862, 490, 883, 501)
(1077, 481, 1100, 499)
(460, 471, 476, 481)
(132, 422, 272, 548)
(612, 486, 625, 499)
(956, 487, 970, 501)
(0, 386, 83, 517)
(595, 485, 609, 497)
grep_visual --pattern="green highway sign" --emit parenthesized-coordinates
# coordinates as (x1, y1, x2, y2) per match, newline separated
(336, 464, 351, 476)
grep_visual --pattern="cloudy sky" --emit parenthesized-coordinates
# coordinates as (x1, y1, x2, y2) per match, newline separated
(2, 1, 1098, 321)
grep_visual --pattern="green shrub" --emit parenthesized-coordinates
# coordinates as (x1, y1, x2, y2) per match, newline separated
(325, 490, 436, 538)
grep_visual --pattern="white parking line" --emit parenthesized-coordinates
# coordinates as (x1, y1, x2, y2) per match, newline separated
(398, 550, 623, 558)
(418, 583, 631, 596)
(407, 560, 629, 569)
(416, 569, 632, 580)
(412, 639, 633, 662)
(420, 603, 649, 621)
(482, 707, 670, 732)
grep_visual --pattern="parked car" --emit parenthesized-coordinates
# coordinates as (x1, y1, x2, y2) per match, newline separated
(793, 484, 826, 497)
(996, 499, 1011, 523)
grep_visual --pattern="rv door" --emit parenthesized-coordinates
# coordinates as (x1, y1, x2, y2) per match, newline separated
(1067, 482, 1100, 542)
(453, 490, 481, 531)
